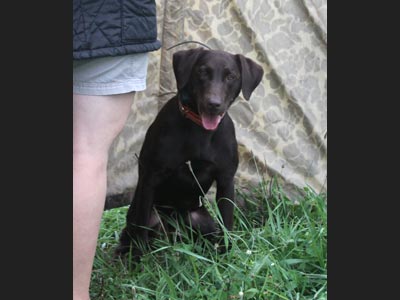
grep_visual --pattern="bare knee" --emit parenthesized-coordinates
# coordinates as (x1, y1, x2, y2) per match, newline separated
(73, 93, 134, 155)
(73, 150, 108, 176)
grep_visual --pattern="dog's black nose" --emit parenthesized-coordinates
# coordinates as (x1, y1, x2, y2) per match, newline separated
(207, 98, 222, 111)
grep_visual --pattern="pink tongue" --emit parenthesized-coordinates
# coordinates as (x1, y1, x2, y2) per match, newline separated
(201, 114, 222, 130)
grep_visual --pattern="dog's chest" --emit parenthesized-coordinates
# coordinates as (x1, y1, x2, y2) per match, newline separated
(183, 143, 213, 163)
(176, 158, 215, 181)
(181, 130, 220, 162)
(179, 140, 217, 186)
(155, 158, 216, 209)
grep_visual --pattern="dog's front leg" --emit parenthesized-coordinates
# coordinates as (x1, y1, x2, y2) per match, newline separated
(214, 177, 235, 253)
(115, 174, 155, 259)
(216, 178, 235, 231)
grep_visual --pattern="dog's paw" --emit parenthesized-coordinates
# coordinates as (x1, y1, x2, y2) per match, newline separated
(113, 243, 130, 258)
(113, 243, 144, 266)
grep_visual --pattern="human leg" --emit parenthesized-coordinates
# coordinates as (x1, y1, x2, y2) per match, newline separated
(73, 93, 133, 300)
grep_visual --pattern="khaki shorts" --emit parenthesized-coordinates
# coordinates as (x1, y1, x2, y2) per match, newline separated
(73, 53, 149, 95)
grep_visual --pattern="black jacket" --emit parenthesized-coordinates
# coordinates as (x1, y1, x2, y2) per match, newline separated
(73, 0, 161, 60)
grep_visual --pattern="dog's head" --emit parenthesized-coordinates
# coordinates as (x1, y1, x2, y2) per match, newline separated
(173, 48, 264, 130)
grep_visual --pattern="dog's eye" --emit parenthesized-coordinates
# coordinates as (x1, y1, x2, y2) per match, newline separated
(226, 74, 236, 81)
(197, 68, 207, 76)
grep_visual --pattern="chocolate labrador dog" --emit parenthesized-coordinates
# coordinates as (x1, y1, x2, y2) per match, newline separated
(115, 48, 263, 259)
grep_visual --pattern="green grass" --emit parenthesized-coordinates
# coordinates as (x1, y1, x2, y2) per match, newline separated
(90, 178, 327, 300)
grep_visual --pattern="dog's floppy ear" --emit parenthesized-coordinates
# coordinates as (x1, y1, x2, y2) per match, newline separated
(173, 48, 204, 90)
(236, 54, 264, 100)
